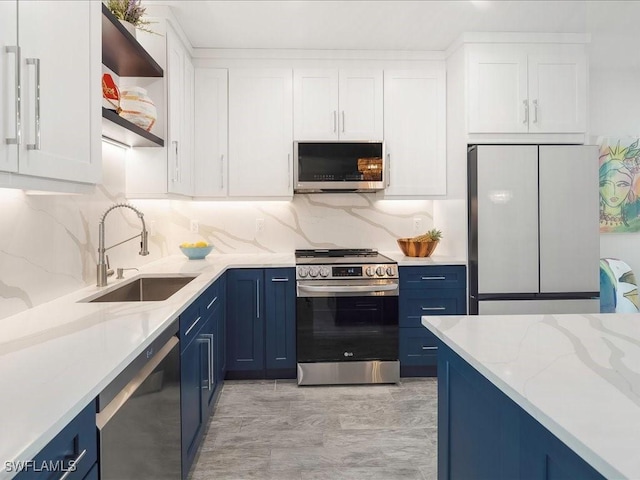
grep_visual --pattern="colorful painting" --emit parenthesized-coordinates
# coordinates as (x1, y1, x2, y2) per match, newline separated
(598, 137, 640, 232)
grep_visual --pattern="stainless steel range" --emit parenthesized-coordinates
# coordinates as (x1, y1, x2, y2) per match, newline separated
(295, 249, 399, 386)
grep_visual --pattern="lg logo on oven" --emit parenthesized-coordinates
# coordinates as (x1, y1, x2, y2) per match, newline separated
(343, 352, 354, 357)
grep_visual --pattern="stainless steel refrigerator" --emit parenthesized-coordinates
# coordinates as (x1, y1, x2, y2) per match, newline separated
(468, 145, 600, 315)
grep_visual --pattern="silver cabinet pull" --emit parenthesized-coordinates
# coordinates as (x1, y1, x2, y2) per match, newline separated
(523, 99, 529, 125)
(26, 58, 40, 150)
(220, 154, 224, 190)
(172, 140, 179, 182)
(386, 153, 391, 187)
(256, 279, 260, 318)
(207, 296, 218, 310)
(185, 315, 202, 336)
(58, 448, 87, 480)
(271, 278, 289, 282)
(533, 99, 538, 123)
(287, 153, 291, 188)
(201, 333, 214, 391)
(421, 276, 446, 280)
(333, 110, 337, 133)
(422, 306, 446, 311)
(421, 346, 438, 351)
(5, 46, 20, 146)
(341, 110, 345, 133)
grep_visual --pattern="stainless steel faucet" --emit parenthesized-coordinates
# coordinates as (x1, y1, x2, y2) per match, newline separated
(97, 203, 149, 287)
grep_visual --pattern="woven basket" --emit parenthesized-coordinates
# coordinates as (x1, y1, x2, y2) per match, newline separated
(397, 238, 439, 257)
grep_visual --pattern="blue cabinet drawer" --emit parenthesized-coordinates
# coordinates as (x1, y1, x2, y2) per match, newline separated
(201, 277, 223, 317)
(399, 265, 466, 290)
(180, 300, 203, 350)
(399, 291, 465, 327)
(399, 328, 438, 366)
(15, 401, 97, 480)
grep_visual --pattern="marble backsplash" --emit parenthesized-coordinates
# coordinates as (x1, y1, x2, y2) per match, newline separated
(0, 143, 465, 320)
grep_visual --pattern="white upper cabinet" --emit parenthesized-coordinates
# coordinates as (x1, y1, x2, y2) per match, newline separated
(194, 68, 228, 197)
(0, 0, 18, 173)
(383, 67, 447, 197)
(167, 25, 193, 196)
(467, 44, 587, 134)
(294, 69, 383, 140)
(1, 0, 100, 184)
(229, 68, 293, 198)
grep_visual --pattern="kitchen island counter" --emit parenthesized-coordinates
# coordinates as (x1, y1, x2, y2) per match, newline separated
(0, 253, 294, 480)
(423, 313, 640, 479)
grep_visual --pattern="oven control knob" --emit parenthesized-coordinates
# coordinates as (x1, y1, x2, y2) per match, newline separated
(298, 266, 309, 278)
(376, 266, 385, 276)
(309, 266, 320, 278)
(365, 266, 375, 277)
(319, 267, 330, 278)
(386, 266, 396, 277)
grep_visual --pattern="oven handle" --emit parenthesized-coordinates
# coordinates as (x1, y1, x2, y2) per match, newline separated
(297, 283, 398, 295)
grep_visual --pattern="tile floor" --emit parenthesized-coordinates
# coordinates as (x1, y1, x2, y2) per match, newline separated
(189, 378, 438, 480)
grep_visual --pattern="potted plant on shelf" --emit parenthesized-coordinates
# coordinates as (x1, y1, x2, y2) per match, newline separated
(107, 0, 155, 37)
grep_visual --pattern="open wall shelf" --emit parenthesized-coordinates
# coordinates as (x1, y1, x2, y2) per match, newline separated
(102, 4, 164, 147)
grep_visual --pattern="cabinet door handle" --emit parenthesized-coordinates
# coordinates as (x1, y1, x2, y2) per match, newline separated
(421, 346, 438, 351)
(4, 46, 21, 146)
(333, 110, 337, 133)
(185, 315, 202, 336)
(533, 99, 538, 123)
(421, 276, 446, 280)
(207, 296, 218, 309)
(287, 153, 291, 188)
(386, 153, 391, 187)
(271, 277, 289, 282)
(172, 141, 179, 182)
(26, 58, 41, 151)
(204, 333, 214, 390)
(220, 154, 224, 190)
(58, 448, 87, 480)
(422, 306, 446, 311)
(341, 110, 345, 133)
(522, 99, 529, 125)
(256, 279, 260, 318)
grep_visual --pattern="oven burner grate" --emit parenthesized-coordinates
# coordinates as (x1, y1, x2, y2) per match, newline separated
(295, 248, 378, 258)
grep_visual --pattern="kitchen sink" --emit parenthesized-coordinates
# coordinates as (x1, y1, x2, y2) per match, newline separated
(82, 275, 198, 303)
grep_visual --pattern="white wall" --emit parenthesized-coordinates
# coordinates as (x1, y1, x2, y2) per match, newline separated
(589, 68, 640, 275)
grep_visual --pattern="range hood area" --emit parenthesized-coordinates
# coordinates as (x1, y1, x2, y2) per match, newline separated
(293, 141, 385, 193)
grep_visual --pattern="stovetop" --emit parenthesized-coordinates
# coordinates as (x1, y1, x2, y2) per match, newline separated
(295, 249, 395, 265)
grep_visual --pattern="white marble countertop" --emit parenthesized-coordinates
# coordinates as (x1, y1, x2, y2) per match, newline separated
(380, 251, 467, 266)
(0, 253, 294, 480)
(422, 313, 640, 479)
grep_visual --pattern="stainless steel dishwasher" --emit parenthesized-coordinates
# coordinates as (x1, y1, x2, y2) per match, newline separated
(97, 321, 181, 480)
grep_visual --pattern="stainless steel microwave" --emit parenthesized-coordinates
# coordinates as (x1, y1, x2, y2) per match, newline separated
(293, 141, 385, 193)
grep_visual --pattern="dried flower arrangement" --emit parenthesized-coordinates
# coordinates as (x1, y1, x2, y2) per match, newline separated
(107, 0, 155, 34)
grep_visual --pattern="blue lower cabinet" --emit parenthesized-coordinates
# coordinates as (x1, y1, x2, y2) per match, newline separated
(226, 268, 296, 380)
(180, 314, 206, 479)
(264, 268, 296, 378)
(438, 342, 605, 480)
(83, 463, 98, 480)
(226, 269, 265, 375)
(399, 265, 466, 377)
(14, 401, 97, 480)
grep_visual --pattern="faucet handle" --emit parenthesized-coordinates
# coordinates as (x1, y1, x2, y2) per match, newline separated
(106, 255, 114, 277)
(116, 267, 139, 280)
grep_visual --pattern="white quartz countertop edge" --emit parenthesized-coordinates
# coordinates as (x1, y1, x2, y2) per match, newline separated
(422, 315, 634, 480)
(0, 253, 294, 480)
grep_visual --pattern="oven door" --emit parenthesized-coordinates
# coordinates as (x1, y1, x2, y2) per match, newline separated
(296, 279, 399, 363)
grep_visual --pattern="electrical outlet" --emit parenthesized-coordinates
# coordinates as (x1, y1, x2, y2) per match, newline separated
(413, 217, 422, 232)
(190, 219, 199, 233)
(256, 218, 265, 233)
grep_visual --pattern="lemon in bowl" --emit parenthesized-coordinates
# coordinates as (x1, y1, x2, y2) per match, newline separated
(179, 241, 213, 260)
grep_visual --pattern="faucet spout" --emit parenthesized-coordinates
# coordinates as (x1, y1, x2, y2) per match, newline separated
(97, 203, 149, 287)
